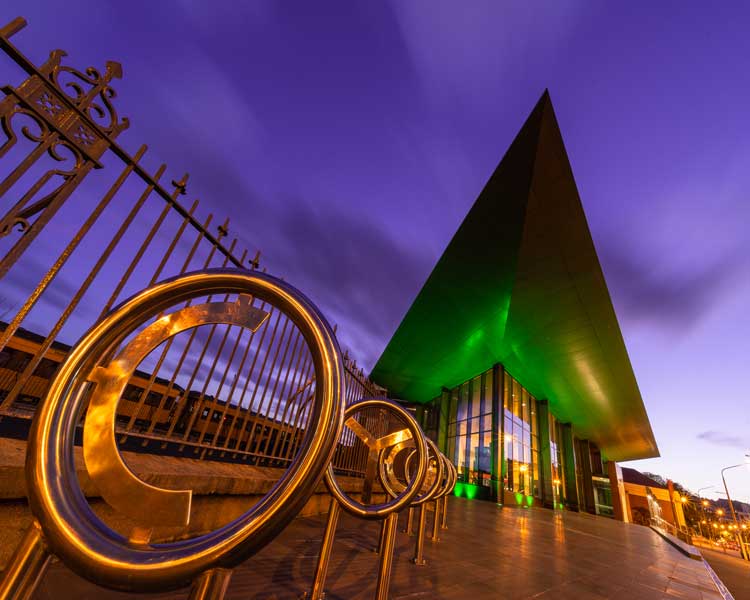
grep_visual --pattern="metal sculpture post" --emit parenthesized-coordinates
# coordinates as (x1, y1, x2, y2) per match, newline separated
(433, 455, 457, 537)
(379, 439, 455, 566)
(0, 270, 346, 600)
(309, 398, 429, 600)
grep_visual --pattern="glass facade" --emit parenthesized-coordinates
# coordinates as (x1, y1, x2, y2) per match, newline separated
(443, 367, 540, 501)
(429, 363, 611, 514)
(447, 373, 492, 489)
(549, 413, 566, 506)
(503, 371, 539, 498)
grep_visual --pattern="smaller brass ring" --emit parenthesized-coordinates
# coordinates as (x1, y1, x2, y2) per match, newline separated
(435, 452, 456, 498)
(324, 399, 428, 520)
(408, 438, 444, 506)
(379, 443, 416, 498)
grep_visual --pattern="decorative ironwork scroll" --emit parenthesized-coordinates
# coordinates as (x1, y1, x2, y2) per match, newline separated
(0, 18, 128, 277)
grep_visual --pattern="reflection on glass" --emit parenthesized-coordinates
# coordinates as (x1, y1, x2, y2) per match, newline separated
(503, 371, 539, 498)
(447, 369, 494, 489)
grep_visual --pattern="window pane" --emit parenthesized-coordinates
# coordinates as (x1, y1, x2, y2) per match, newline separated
(457, 383, 469, 422)
(522, 389, 529, 424)
(449, 388, 458, 423)
(471, 376, 481, 418)
(482, 414, 492, 433)
(513, 378, 522, 418)
(483, 369, 493, 415)
(469, 432, 479, 481)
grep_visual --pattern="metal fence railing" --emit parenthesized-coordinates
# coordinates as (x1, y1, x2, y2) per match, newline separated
(0, 17, 385, 477)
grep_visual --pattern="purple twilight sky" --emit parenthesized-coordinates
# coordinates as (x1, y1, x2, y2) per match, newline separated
(2, 2, 749, 502)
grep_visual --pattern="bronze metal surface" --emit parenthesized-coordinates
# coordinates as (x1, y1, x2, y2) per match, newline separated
(20, 269, 345, 592)
(412, 505, 428, 566)
(0, 521, 50, 600)
(324, 399, 429, 520)
(380, 438, 444, 507)
(310, 398, 432, 600)
(83, 296, 268, 527)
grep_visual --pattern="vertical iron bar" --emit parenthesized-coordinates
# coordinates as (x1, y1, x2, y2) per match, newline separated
(226, 301, 276, 453)
(0, 145, 146, 355)
(97, 189, 189, 320)
(121, 213, 222, 443)
(0, 157, 97, 281)
(245, 316, 292, 457)
(0, 146, 150, 411)
(239, 309, 284, 454)
(219, 299, 270, 453)
(277, 352, 314, 463)
(267, 331, 305, 460)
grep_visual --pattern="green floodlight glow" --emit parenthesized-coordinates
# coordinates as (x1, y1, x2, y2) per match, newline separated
(464, 328, 484, 348)
(454, 482, 479, 499)
(370, 92, 659, 463)
(526, 495, 533, 507)
(515, 492, 523, 505)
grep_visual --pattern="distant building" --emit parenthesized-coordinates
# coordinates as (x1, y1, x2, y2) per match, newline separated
(620, 467, 686, 528)
(372, 91, 658, 517)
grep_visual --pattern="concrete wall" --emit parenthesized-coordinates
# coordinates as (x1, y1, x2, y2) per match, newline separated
(0, 438, 375, 569)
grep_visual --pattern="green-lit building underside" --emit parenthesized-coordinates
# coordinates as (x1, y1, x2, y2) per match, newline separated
(372, 91, 658, 513)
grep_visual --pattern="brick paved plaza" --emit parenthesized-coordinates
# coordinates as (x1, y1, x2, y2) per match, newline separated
(30, 497, 732, 600)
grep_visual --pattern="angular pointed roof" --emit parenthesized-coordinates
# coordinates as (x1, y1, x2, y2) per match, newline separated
(372, 91, 658, 461)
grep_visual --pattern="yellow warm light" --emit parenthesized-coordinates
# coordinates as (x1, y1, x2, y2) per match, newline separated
(680, 497, 687, 503)
(702, 500, 709, 507)
(519, 464, 528, 473)
(713, 523, 718, 529)
(717, 509, 724, 516)
(553, 479, 561, 485)
(701, 520, 707, 524)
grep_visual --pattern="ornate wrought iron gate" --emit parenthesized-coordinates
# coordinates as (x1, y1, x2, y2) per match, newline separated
(0, 16, 382, 476)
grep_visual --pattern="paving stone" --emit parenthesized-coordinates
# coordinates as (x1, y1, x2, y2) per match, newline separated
(30, 497, 727, 599)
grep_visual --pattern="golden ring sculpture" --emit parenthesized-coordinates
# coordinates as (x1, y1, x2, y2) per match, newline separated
(325, 399, 429, 519)
(309, 398, 429, 600)
(427, 452, 456, 543)
(0, 269, 346, 598)
(379, 438, 443, 507)
(380, 441, 452, 565)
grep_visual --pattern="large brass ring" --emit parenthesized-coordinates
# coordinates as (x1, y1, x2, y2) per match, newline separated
(24, 269, 345, 592)
(324, 399, 428, 520)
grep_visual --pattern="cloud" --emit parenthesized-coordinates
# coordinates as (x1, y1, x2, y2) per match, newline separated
(598, 242, 746, 332)
(697, 430, 750, 450)
(391, 0, 584, 106)
(257, 196, 433, 371)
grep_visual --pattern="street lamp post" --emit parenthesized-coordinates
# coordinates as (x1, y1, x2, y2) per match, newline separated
(721, 459, 750, 561)
(695, 486, 714, 541)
